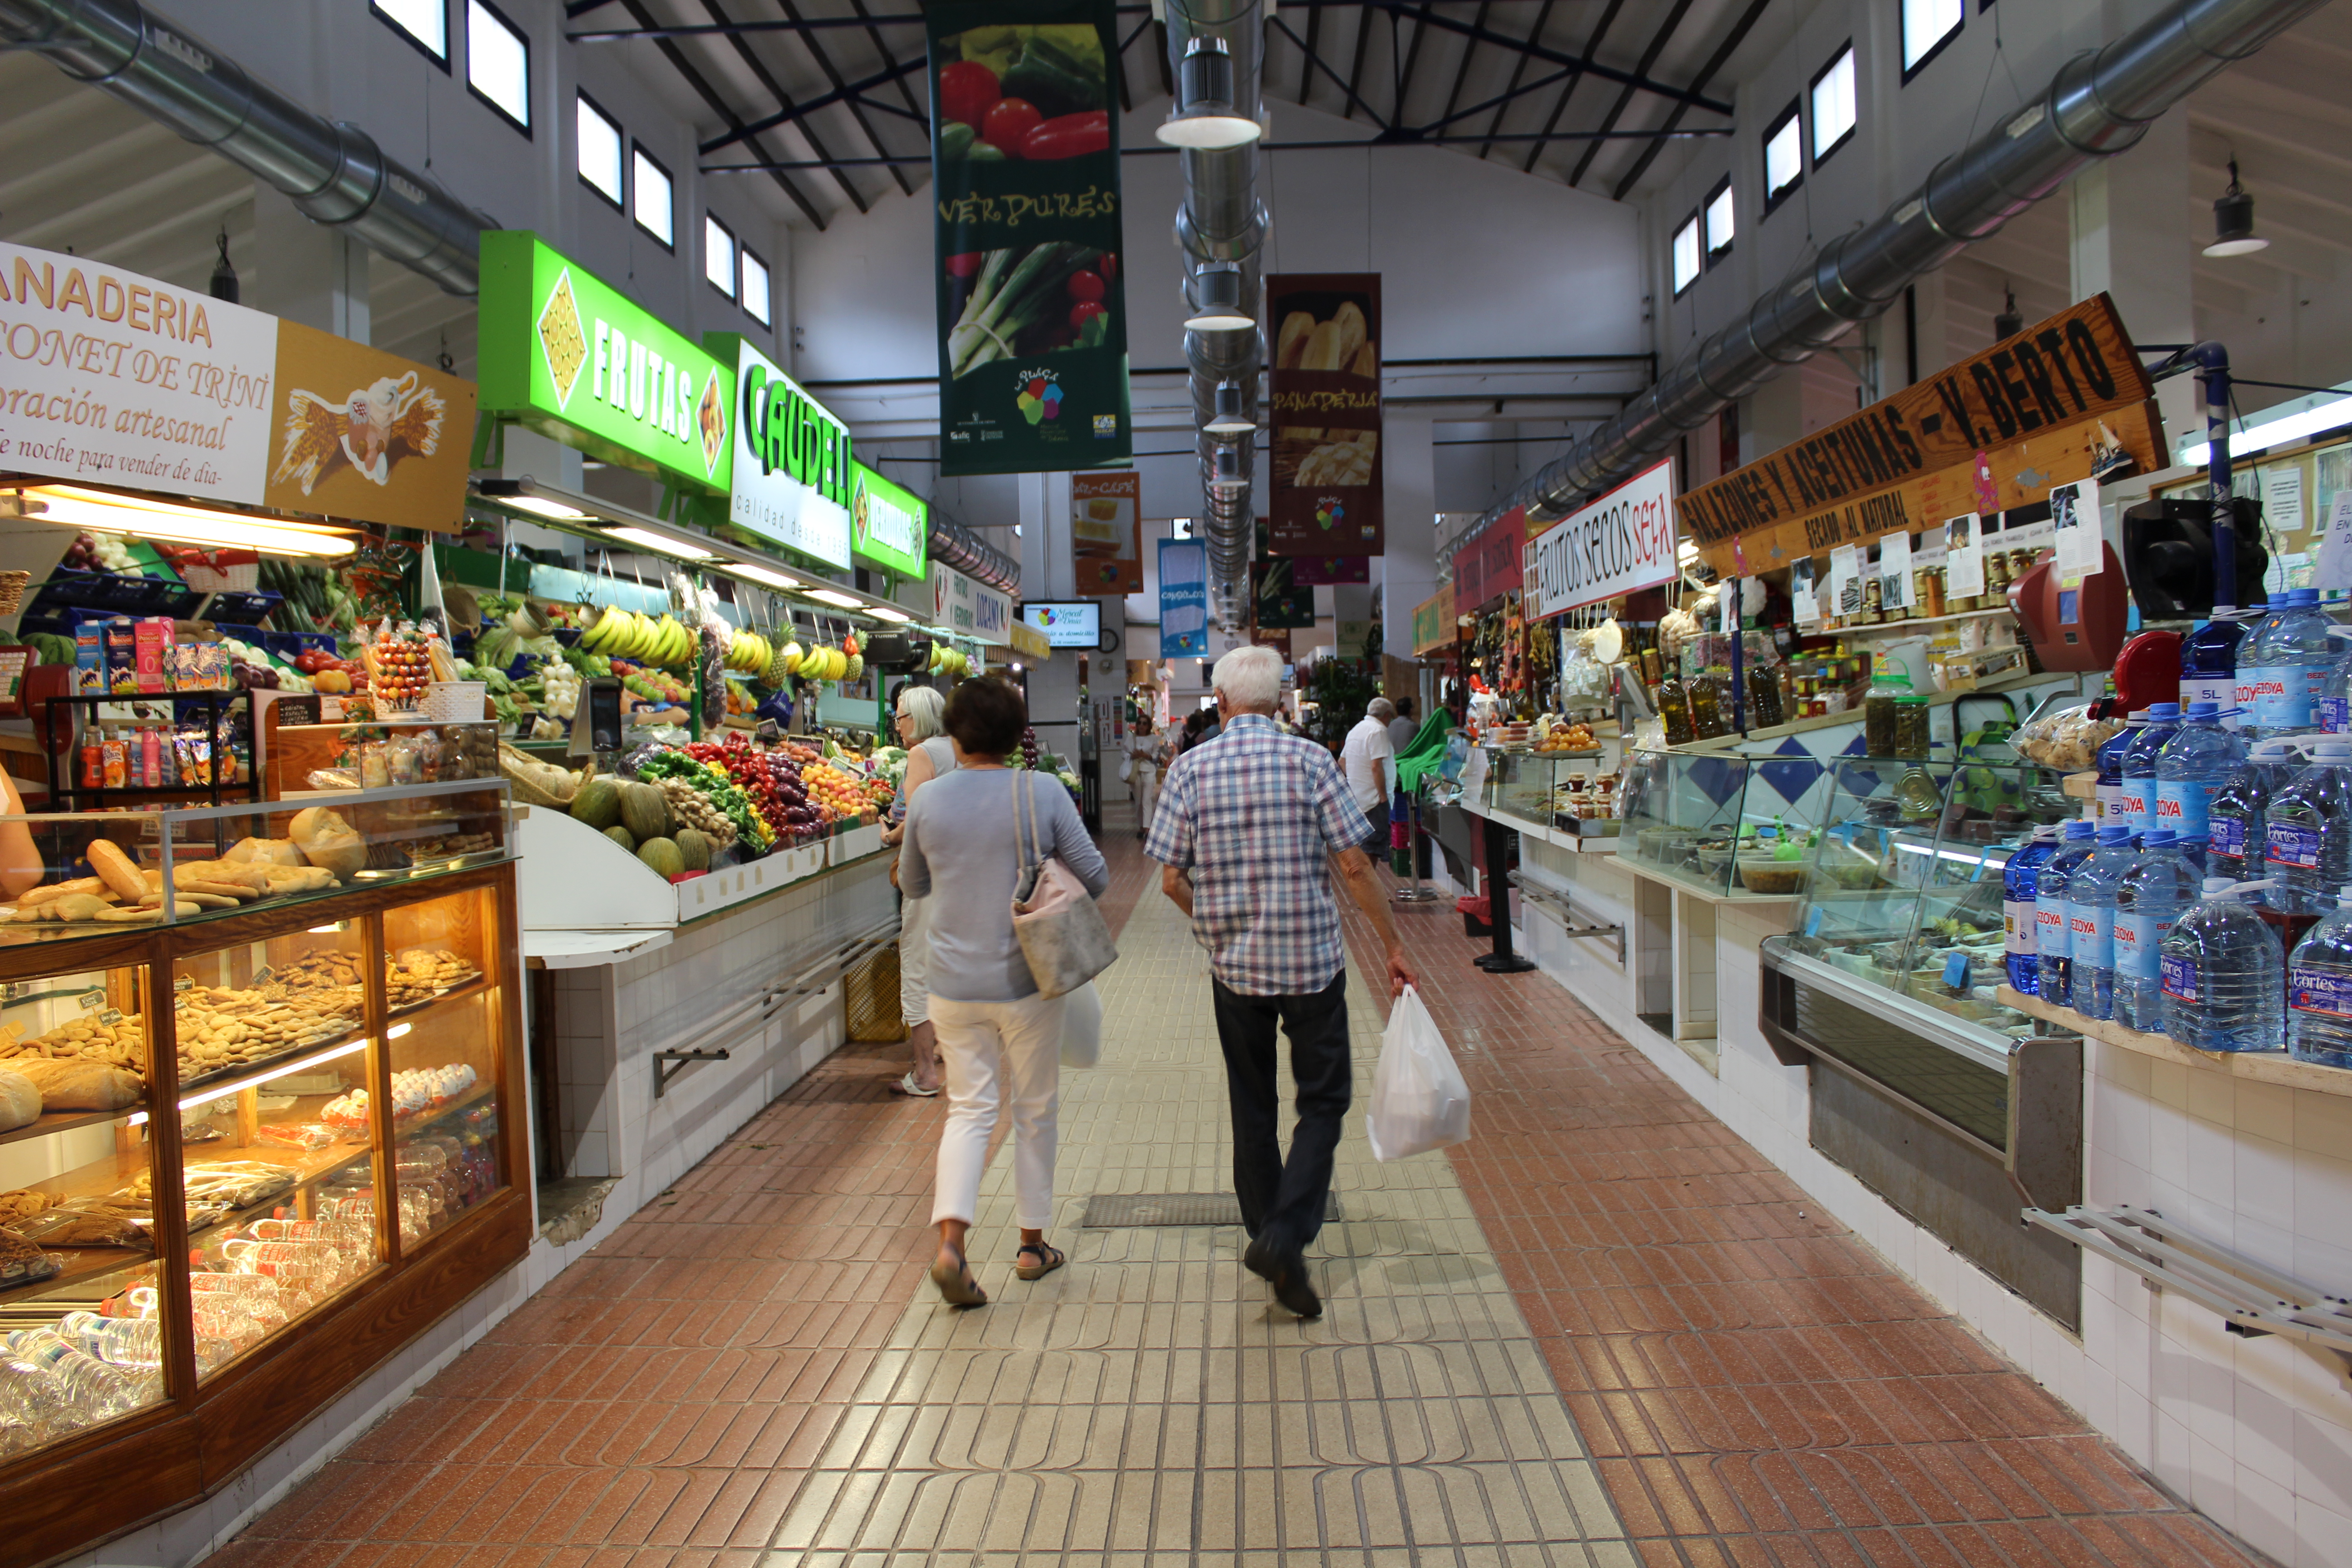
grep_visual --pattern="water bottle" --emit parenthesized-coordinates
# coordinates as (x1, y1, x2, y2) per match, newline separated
(2004, 825, 2062, 996)
(2153, 701, 2245, 848)
(2037, 820, 2100, 1008)
(1, 1330, 158, 1419)
(2116, 704, 2181, 838)
(2288, 884, 2352, 1068)
(2067, 825, 2139, 1020)
(2240, 587, 2336, 738)
(2181, 606, 2251, 728)
(2208, 739, 2303, 883)
(2161, 878, 2286, 1053)
(2320, 626, 2352, 734)
(2114, 829, 2202, 1033)
(2263, 736, 2352, 915)
(2095, 717, 2142, 829)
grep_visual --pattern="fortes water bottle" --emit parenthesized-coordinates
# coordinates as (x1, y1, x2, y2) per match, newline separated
(2208, 739, 2303, 882)
(2095, 717, 2142, 828)
(2288, 884, 2352, 1068)
(2161, 878, 2285, 1053)
(2114, 829, 2201, 1033)
(2068, 825, 2139, 1021)
(2263, 736, 2352, 915)
(2116, 704, 2181, 838)
(2004, 825, 2062, 996)
(2240, 587, 2335, 738)
(2038, 820, 2099, 1009)
(2153, 701, 2244, 848)
(2181, 606, 2251, 730)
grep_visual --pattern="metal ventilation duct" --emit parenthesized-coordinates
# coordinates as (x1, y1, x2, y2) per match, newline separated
(929, 510, 1019, 594)
(1165, 0, 1268, 627)
(0, 0, 490, 296)
(1453, 0, 2330, 557)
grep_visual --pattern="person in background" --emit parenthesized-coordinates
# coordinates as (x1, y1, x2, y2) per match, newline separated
(1387, 697, 1418, 754)
(1127, 714, 1161, 841)
(1340, 697, 1399, 852)
(902, 676, 1109, 1308)
(880, 685, 956, 1097)
(1149, 647, 1418, 1319)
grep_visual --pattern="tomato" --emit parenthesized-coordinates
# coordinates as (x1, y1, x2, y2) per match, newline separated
(981, 97, 1042, 157)
(1067, 269, 1105, 305)
(1098, 252, 1117, 282)
(937, 61, 1000, 129)
(945, 252, 984, 279)
(1070, 301, 1107, 331)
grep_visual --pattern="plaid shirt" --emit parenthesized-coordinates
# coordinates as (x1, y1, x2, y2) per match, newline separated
(1146, 712, 1363, 996)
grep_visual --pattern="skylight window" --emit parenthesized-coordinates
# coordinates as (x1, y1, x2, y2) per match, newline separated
(578, 94, 623, 207)
(633, 144, 674, 248)
(466, 0, 529, 134)
(1812, 44, 1857, 163)
(1671, 213, 1702, 297)
(1763, 99, 1803, 211)
(742, 249, 773, 327)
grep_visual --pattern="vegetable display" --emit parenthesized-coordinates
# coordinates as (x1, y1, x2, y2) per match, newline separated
(947, 244, 1116, 376)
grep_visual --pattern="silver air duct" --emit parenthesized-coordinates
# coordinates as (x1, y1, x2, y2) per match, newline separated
(1453, 0, 2329, 556)
(1164, 0, 1268, 627)
(929, 510, 1019, 594)
(0, 0, 490, 296)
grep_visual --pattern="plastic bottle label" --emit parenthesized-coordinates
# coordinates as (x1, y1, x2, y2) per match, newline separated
(2210, 815, 2247, 858)
(2095, 782, 2123, 824)
(2184, 675, 2237, 726)
(2326, 696, 2352, 735)
(2069, 903, 2112, 968)
(2037, 898, 2069, 957)
(2288, 965, 2352, 1019)
(2247, 666, 2313, 730)
(2161, 954, 2199, 1002)
(2113, 913, 2171, 980)
(2268, 821, 2323, 870)
(2115, 782, 2151, 830)
(2004, 899, 2034, 956)
(2155, 779, 2212, 839)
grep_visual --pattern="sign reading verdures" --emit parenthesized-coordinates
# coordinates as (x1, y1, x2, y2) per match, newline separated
(1523, 458, 1680, 620)
(1268, 274, 1382, 556)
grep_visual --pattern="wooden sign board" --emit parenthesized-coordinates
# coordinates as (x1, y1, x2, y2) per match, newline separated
(1411, 584, 1455, 654)
(1680, 293, 2157, 577)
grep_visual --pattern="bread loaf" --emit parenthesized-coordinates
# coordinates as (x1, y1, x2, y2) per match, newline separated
(0, 1070, 37, 1132)
(288, 807, 366, 879)
(86, 839, 146, 902)
(13, 1057, 143, 1112)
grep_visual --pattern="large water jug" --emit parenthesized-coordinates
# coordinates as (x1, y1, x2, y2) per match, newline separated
(2116, 704, 2181, 839)
(2004, 825, 2061, 996)
(2263, 737, 2352, 915)
(2239, 587, 2336, 738)
(2153, 701, 2244, 848)
(2161, 878, 2286, 1053)
(2113, 829, 2202, 1033)
(2288, 883, 2352, 1068)
(2319, 626, 2352, 734)
(2068, 825, 2139, 1021)
(2095, 717, 2141, 830)
(2037, 821, 2100, 1009)
(2208, 739, 2303, 883)
(2181, 607, 2250, 729)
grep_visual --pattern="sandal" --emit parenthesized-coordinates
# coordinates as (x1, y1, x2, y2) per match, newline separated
(891, 1072, 941, 1098)
(1015, 1240, 1066, 1281)
(929, 1251, 987, 1308)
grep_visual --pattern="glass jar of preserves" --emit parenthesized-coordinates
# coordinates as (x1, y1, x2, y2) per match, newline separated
(1864, 671, 1908, 756)
(1918, 567, 1946, 619)
(1893, 692, 1931, 758)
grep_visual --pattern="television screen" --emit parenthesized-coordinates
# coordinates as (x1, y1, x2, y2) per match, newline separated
(1019, 601, 1101, 648)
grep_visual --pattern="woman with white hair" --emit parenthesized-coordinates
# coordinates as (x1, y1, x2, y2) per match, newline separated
(882, 682, 956, 1096)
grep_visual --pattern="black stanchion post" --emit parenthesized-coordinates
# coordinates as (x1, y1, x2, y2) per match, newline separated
(1474, 814, 1536, 973)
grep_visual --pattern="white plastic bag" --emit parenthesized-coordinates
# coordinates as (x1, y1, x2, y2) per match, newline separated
(1366, 985, 1470, 1161)
(1060, 980, 1102, 1069)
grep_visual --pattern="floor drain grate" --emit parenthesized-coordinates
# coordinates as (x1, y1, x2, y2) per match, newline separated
(1080, 1192, 1340, 1227)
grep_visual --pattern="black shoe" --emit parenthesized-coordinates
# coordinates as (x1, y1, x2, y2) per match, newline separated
(1244, 1237, 1322, 1318)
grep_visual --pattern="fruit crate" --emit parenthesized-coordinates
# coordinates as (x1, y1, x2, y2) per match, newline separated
(25, 568, 200, 620)
(195, 589, 284, 627)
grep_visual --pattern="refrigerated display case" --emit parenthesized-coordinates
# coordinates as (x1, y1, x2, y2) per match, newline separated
(1616, 746, 1833, 898)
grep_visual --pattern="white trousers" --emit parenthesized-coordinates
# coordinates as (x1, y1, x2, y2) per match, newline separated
(898, 893, 932, 1026)
(1132, 763, 1159, 835)
(930, 990, 1066, 1230)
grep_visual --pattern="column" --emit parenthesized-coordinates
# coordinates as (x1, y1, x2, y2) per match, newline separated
(1382, 417, 1435, 664)
(2071, 111, 2198, 442)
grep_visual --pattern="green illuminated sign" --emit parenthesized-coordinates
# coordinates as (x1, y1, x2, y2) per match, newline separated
(851, 462, 928, 580)
(478, 230, 734, 495)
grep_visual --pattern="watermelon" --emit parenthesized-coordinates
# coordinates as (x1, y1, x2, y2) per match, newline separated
(674, 828, 715, 872)
(601, 824, 635, 852)
(636, 837, 685, 878)
(618, 780, 671, 842)
(571, 775, 623, 830)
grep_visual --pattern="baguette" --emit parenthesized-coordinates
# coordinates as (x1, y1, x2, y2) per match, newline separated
(19, 877, 112, 909)
(1275, 312, 1316, 370)
(1302, 321, 1346, 372)
(86, 840, 145, 903)
(1332, 303, 1367, 368)
(1349, 338, 1378, 377)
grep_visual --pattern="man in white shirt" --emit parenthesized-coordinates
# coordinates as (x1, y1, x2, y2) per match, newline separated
(1340, 697, 1398, 853)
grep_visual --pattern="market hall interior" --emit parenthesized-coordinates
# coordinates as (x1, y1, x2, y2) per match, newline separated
(0, 0, 2348, 1566)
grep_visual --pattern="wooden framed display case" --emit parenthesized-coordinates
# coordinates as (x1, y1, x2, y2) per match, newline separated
(0, 780, 525, 1564)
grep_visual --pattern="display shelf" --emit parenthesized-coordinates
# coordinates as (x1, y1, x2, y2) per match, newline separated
(1703, 669, 2057, 749)
(0, 1104, 138, 1152)
(1619, 857, 1803, 904)
(1996, 985, 2352, 1098)
(173, 970, 488, 1101)
(1834, 606, 2020, 631)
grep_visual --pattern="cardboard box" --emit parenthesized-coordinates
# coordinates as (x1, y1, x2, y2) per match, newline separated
(74, 623, 105, 696)
(133, 617, 173, 694)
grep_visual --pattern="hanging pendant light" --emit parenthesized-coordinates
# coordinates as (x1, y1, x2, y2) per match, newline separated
(1184, 263, 1252, 331)
(1203, 380, 1254, 436)
(1993, 286, 2023, 341)
(1157, 36, 1261, 149)
(2204, 158, 2270, 257)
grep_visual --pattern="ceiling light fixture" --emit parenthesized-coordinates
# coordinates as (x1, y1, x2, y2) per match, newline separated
(726, 560, 802, 592)
(804, 588, 864, 609)
(1157, 35, 1261, 150)
(603, 524, 717, 561)
(1203, 380, 1255, 436)
(1184, 264, 1254, 331)
(1206, 447, 1250, 494)
(866, 605, 913, 624)
(2204, 158, 2270, 257)
(15, 485, 356, 557)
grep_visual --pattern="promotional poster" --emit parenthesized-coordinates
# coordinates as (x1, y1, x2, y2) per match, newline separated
(1267, 274, 1382, 555)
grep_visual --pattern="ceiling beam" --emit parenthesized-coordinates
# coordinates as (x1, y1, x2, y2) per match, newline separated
(1433, 1, 1492, 131)
(1271, 15, 1394, 129)
(764, 0, 911, 200)
(1607, 0, 1770, 201)
(1523, 0, 1622, 173)
(622, 0, 828, 226)
(700, 57, 927, 155)
(1337, 0, 1731, 117)
(1474, 0, 1553, 160)
(1566, 0, 1693, 186)
(698, 0, 876, 212)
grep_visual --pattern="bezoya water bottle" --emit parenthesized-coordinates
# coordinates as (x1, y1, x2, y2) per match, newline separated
(2095, 716, 2142, 829)
(2181, 606, 2251, 730)
(2116, 704, 2182, 838)
(2263, 736, 2352, 915)
(2208, 739, 2304, 883)
(2319, 626, 2352, 735)
(2004, 826, 2062, 996)
(2161, 878, 2286, 1053)
(2239, 587, 2336, 738)
(2288, 884, 2352, 1068)
(2068, 825, 2140, 1021)
(2038, 820, 2100, 1009)
(2113, 829, 2202, 1033)
(2153, 701, 2245, 847)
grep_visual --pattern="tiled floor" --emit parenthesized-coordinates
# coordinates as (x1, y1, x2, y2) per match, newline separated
(203, 832, 2261, 1568)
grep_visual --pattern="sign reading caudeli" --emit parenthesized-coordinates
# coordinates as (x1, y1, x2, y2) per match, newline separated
(1523, 459, 1679, 620)
(703, 335, 850, 567)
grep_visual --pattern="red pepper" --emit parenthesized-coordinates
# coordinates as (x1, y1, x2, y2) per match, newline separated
(938, 61, 1000, 129)
(982, 98, 1043, 157)
(945, 251, 984, 279)
(1019, 111, 1110, 162)
(1097, 252, 1117, 283)
(1067, 269, 1106, 305)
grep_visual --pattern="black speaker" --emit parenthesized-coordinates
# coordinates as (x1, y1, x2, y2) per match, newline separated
(2120, 496, 2269, 618)
(860, 632, 932, 673)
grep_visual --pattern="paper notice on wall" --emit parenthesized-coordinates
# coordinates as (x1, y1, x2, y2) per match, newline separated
(1944, 513, 1985, 598)
(2265, 465, 2307, 539)
(1791, 558, 1821, 624)
(1829, 544, 1862, 618)
(2051, 478, 2102, 585)
(2315, 494, 2352, 593)
(1877, 531, 1913, 609)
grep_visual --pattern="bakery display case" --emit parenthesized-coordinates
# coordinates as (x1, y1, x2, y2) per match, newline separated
(0, 781, 525, 1559)
(1617, 746, 1833, 898)
(1479, 750, 1619, 836)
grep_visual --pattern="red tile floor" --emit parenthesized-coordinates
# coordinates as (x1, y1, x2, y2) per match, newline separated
(201, 833, 2261, 1568)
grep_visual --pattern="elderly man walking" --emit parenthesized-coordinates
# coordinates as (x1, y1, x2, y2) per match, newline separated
(1341, 696, 1400, 853)
(1147, 646, 1418, 1318)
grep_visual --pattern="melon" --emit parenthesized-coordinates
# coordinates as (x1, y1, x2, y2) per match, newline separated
(571, 775, 623, 830)
(618, 780, 671, 842)
(636, 837, 685, 879)
(601, 824, 636, 852)
(673, 828, 715, 872)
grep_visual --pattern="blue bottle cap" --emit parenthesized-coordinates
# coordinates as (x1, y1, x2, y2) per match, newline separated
(2288, 587, 2319, 605)
(2185, 701, 2221, 721)
(2098, 825, 2134, 846)
(2065, 819, 2097, 839)
(2146, 702, 2181, 720)
(2142, 828, 2177, 848)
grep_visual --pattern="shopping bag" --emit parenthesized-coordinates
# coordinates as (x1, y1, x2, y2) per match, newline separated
(1060, 980, 1102, 1069)
(1010, 773, 1119, 999)
(1366, 985, 1471, 1161)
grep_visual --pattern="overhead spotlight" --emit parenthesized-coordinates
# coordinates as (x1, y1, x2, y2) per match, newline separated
(1156, 35, 1261, 149)
(1206, 447, 1250, 494)
(209, 226, 237, 304)
(1994, 286, 2023, 341)
(1203, 380, 1255, 436)
(2204, 158, 2270, 257)
(1184, 264, 1253, 331)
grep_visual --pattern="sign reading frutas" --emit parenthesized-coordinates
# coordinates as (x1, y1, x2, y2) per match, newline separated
(1158, 537, 1208, 657)
(851, 463, 928, 579)
(1070, 470, 1139, 594)
(1676, 294, 2160, 578)
(1268, 274, 1382, 556)
(478, 231, 733, 495)
(701, 334, 849, 567)
(928, 0, 1132, 475)
(1523, 459, 1680, 620)
(930, 561, 1013, 645)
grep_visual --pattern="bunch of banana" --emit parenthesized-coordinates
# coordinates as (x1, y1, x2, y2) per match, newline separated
(926, 643, 972, 677)
(578, 606, 697, 667)
(725, 627, 775, 674)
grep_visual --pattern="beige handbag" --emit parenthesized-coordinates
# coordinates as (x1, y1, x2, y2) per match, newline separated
(1011, 771, 1118, 999)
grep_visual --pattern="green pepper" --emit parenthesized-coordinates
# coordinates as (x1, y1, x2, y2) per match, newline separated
(1002, 33, 1102, 118)
(940, 121, 977, 160)
(966, 141, 1008, 162)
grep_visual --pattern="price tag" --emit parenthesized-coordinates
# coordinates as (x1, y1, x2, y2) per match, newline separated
(99, 1008, 122, 1025)
(1942, 952, 1971, 990)
(78, 990, 105, 1011)
(249, 965, 275, 988)
(173, 975, 194, 992)
(1804, 907, 1823, 937)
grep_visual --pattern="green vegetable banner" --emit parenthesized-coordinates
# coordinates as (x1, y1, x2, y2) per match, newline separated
(929, 0, 1131, 476)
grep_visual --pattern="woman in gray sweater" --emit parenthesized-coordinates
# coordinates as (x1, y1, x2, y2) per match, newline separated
(900, 676, 1109, 1307)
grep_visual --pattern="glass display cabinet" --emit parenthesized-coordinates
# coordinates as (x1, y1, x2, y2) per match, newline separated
(1616, 746, 1836, 897)
(1480, 751, 1618, 836)
(0, 780, 524, 1557)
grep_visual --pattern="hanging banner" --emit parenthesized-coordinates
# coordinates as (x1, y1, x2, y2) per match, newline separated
(1254, 555, 1317, 629)
(1291, 553, 1369, 585)
(1676, 294, 2160, 578)
(1455, 505, 1525, 608)
(851, 462, 927, 578)
(1071, 469, 1140, 594)
(1268, 273, 1382, 555)
(1412, 585, 1456, 654)
(928, 0, 1132, 475)
(929, 560, 1013, 645)
(1522, 459, 1680, 620)
(1158, 536, 1208, 656)
(699, 334, 851, 567)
